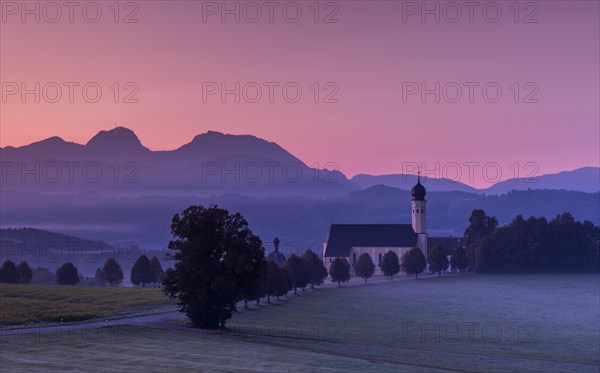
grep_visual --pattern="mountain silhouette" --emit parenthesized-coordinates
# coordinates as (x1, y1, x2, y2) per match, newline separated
(0, 127, 358, 197)
(1, 127, 597, 196)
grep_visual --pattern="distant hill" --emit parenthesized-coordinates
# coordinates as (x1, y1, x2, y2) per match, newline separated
(352, 167, 599, 194)
(351, 174, 479, 193)
(481, 167, 600, 194)
(2, 187, 597, 255)
(0, 227, 115, 252)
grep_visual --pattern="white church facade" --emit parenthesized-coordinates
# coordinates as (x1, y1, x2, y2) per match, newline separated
(322, 174, 429, 275)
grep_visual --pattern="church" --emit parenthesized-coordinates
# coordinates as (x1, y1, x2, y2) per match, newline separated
(322, 174, 432, 275)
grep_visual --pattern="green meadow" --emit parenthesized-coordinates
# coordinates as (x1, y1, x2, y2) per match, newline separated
(0, 284, 175, 326)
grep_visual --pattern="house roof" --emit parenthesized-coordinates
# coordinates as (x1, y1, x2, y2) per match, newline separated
(427, 236, 464, 255)
(324, 224, 417, 257)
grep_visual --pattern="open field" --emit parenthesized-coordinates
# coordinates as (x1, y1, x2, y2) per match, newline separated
(1, 274, 598, 372)
(0, 284, 175, 326)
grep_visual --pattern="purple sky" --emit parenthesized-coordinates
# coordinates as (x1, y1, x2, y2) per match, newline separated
(1, 1, 598, 187)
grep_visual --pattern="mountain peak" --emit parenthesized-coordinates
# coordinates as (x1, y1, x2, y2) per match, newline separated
(85, 127, 148, 152)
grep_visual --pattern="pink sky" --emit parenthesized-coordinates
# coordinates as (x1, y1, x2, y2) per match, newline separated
(1, 1, 598, 188)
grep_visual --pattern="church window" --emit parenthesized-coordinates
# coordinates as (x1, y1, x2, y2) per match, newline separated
(352, 253, 356, 265)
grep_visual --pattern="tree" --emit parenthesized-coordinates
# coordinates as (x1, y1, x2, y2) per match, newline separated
(17, 261, 32, 284)
(161, 205, 265, 329)
(265, 260, 286, 302)
(56, 262, 79, 285)
(402, 247, 427, 279)
(301, 249, 328, 288)
(149, 256, 164, 287)
(427, 244, 449, 276)
(240, 259, 267, 308)
(286, 254, 310, 293)
(1, 260, 20, 283)
(329, 257, 351, 287)
(380, 251, 400, 280)
(131, 255, 153, 287)
(464, 209, 498, 271)
(281, 262, 294, 296)
(101, 258, 124, 287)
(354, 253, 375, 284)
(450, 245, 468, 272)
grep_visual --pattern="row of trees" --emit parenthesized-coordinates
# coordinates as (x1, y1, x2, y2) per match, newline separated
(0, 255, 165, 287)
(239, 249, 329, 307)
(93, 255, 164, 287)
(329, 244, 451, 286)
(0, 260, 32, 284)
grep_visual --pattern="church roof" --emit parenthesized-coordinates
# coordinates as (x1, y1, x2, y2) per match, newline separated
(324, 224, 417, 257)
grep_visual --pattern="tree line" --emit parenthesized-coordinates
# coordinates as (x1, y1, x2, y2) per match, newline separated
(0, 254, 164, 287)
(455, 209, 600, 273)
(329, 242, 450, 286)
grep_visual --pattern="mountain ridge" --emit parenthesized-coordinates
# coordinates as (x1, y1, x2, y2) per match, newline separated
(2, 127, 597, 195)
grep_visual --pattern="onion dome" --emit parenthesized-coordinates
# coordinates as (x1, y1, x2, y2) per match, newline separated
(411, 173, 426, 201)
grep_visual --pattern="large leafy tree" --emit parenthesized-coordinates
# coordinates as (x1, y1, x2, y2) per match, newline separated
(56, 262, 79, 285)
(131, 255, 153, 287)
(354, 253, 375, 284)
(450, 245, 468, 272)
(464, 209, 498, 271)
(329, 257, 351, 287)
(301, 249, 328, 288)
(17, 261, 33, 284)
(162, 205, 265, 329)
(1, 260, 20, 283)
(427, 244, 449, 276)
(101, 258, 124, 287)
(402, 247, 427, 279)
(380, 251, 400, 280)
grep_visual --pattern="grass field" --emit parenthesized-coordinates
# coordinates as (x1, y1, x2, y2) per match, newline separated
(1, 274, 598, 372)
(0, 284, 175, 326)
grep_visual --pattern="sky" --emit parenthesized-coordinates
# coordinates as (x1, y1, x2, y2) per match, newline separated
(1, 1, 598, 188)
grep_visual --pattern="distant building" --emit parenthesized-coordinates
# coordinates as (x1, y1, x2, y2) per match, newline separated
(323, 174, 453, 275)
(266, 236, 286, 265)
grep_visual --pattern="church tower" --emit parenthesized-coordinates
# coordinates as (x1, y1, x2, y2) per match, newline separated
(411, 173, 428, 255)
